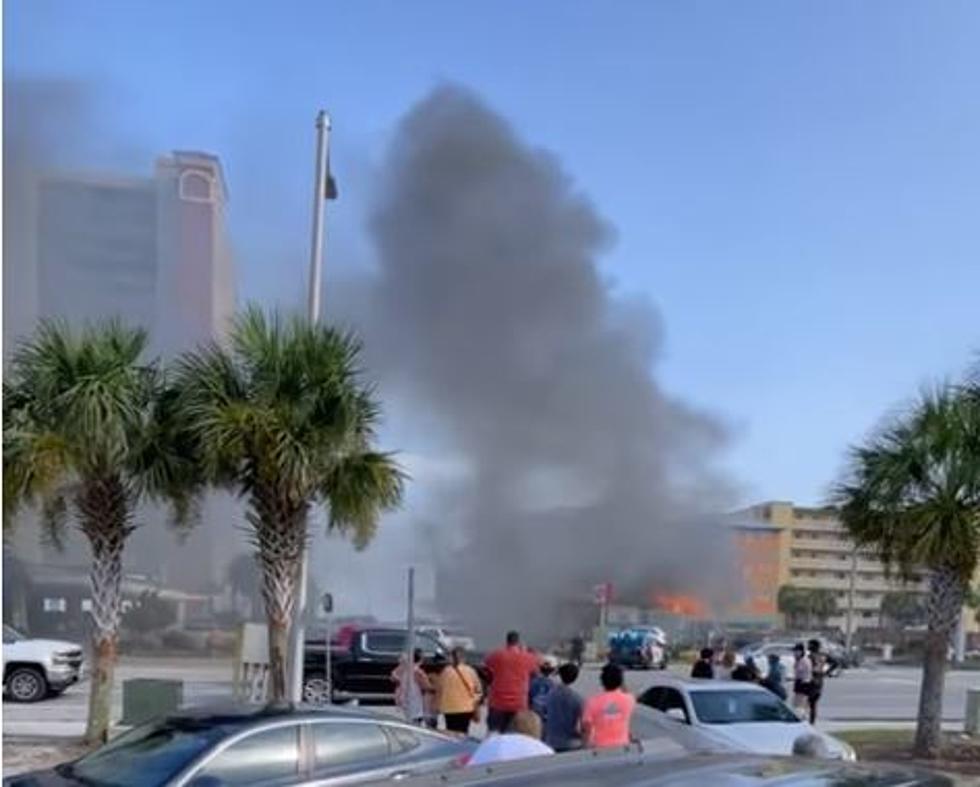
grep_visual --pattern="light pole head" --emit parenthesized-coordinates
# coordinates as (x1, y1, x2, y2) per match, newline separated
(315, 110, 332, 130)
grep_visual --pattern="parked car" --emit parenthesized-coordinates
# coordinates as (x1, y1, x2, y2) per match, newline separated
(417, 625, 477, 652)
(738, 638, 851, 678)
(4, 704, 476, 787)
(303, 626, 488, 704)
(736, 641, 797, 678)
(390, 748, 954, 786)
(636, 675, 855, 760)
(2, 624, 84, 703)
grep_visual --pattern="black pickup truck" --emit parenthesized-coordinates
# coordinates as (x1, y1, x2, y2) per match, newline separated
(303, 626, 487, 704)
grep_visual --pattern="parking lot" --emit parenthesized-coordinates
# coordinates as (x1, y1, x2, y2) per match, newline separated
(5, 656, 980, 741)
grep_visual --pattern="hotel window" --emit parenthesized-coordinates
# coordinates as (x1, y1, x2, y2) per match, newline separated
(179, 170, 215, 203)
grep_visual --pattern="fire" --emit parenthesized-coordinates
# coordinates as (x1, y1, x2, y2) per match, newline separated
(652, 593, 711, 619)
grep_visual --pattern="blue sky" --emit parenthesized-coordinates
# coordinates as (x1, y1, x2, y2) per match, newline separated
(7, 0, 979, 506)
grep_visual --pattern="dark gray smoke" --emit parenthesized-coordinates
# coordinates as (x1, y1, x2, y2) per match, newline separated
(4, 80, 86, 347)
(357, 85, 738, 643)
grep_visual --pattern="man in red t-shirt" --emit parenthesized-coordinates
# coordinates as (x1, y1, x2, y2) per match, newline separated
(484, 631, 541, 732)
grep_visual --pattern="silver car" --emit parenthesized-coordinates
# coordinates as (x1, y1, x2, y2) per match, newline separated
(5, 704, 475, 787)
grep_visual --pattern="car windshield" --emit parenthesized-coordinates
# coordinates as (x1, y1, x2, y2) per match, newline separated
(690, 690, 800, 725)
(70, 718, 228, 787)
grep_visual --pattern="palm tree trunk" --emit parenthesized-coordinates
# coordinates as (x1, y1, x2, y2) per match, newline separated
(78, 479, 132, 746)
(266, 616, 291, 701)
(914, 566, 965, 758)
(253, 495, 307, 703)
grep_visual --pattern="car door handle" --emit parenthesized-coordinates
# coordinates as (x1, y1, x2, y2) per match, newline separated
(391, 770, 412, 781)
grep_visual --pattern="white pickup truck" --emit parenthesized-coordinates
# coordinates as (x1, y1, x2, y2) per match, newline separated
(2, 624, 84, 702)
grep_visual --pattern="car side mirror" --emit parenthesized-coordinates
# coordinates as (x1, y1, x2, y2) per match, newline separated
(665, 708, 688, 724)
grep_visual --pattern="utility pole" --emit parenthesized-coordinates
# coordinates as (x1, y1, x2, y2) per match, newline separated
(404, 567, 416, 721)
(845, 546, 857, 652)
(288, 110, 333, 704)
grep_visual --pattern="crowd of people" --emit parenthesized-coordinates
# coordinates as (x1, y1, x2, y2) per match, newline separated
(690, 638, 827, 723)
(389, 630, 638, 765)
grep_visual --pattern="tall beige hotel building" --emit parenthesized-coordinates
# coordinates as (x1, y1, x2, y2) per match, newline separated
(3, 151, 237, 591)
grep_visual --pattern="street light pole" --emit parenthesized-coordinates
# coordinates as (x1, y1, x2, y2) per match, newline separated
(289, 109, 332, 704)
(307, 110, 330, 326)
(845, 547, 857, 652)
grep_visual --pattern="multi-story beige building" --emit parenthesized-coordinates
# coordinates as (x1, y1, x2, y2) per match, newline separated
(4, 150, 238, 592)
(735, 501, 930, 631)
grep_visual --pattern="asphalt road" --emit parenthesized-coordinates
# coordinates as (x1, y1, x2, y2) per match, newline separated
(4, 657, 980, 739)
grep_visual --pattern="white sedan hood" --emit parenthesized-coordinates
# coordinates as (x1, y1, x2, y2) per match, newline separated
(699, 721, 848, 758)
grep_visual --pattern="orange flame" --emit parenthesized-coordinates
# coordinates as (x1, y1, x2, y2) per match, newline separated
(652, 593, 710, 619)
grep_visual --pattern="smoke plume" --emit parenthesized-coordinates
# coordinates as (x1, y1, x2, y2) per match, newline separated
(356, 86, 737, 643)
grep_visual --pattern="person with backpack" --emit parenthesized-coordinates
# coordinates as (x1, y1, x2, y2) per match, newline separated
(437, 647, 483, 735)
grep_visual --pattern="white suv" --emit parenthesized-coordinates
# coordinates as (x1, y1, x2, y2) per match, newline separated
(2, 624, 84, 702)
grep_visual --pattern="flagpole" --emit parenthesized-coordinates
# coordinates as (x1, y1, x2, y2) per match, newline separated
(289, 109, 331, 704)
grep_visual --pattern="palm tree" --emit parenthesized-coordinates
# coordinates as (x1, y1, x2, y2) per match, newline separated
(833, 387, 980, 758)
(777, 584, 810, 629)
(3, 321, 197, 744)
(173, 307, 405, 701)
(881, 590, 927, 631)
(806, 588, 838, 628)
(777, 585, 838, 629)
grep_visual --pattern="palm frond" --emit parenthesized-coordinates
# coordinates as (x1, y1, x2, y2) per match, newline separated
(322, 451, 406, 549)
(172, 304, 406, 552)
(832, 386, 980, 583)
(3, 319, 197, 536)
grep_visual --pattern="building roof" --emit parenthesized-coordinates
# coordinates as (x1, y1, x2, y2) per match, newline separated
(21, 563, 207, 601)
(168, 149, 229, 200)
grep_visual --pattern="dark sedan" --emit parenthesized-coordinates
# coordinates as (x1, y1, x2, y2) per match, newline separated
(387, 748, 956, 787)
(5, 704, 475, 787)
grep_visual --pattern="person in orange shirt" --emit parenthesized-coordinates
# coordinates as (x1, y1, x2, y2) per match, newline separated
(582, 663, 635, 748)
(437, 647, 483, 735)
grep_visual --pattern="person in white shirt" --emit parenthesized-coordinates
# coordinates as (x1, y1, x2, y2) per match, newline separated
(792, 643, 813, 716)
(467, 711, 554, 766)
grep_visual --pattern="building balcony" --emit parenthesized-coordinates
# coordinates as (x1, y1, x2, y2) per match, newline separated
(788, 576, 927, 594)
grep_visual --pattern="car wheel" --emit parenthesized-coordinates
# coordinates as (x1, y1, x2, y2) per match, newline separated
(6, 667, 48, 702)
(302, 674, 332, 705)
